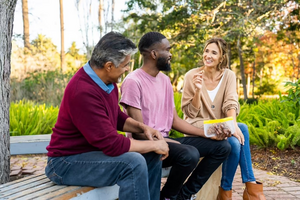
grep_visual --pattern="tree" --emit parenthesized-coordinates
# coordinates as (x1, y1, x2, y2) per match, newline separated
(22, 0, 30, 51)
(111, 0, 114, 31)
(98, 0, 103, 38)
(0, 0, 17, 184)
(59, 0, 65, 71)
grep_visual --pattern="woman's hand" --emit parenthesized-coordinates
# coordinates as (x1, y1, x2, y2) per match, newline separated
(193, 70, 204, 90)
(210, 123, 232, 140)
(233, 124, 245, 145)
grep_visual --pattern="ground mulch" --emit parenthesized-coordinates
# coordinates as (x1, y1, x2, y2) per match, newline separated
(250, 145, 300, 182)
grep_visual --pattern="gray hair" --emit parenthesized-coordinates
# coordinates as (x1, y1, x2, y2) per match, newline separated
(90, 32, 137, 68)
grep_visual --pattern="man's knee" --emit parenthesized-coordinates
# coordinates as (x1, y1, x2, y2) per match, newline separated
(216, 140, 231, 157)
(123, 152, 148, 172)
(179, 146, 200, 166)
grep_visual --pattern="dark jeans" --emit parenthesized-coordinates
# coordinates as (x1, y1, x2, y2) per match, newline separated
(161, 137, 231, 199)
(45, 151, 162, 200)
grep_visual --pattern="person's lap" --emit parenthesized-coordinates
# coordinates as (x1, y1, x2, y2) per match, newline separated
(45, 151, 161, 200)
(160, 141, 199, 199)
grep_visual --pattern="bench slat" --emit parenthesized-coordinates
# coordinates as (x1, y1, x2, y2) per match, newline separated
(0, 174, 44, 189)
(16, 185, 78, 200)
(6, 182, 55, 199)
(1, 177, 51, 197)
(51, 187, 95, 200)
(0, 174, 46, 193)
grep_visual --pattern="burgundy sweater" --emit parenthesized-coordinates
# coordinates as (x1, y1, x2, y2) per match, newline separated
(47, 68, 130, 157)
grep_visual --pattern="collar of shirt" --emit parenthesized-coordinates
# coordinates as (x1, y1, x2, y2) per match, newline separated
(83, 62, 114, 94)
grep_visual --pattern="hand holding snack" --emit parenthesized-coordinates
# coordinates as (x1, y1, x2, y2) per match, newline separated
(193, 70, 204, 90)
(204, 117, 235, 139)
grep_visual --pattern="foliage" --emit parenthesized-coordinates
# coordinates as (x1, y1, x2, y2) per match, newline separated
(10, 100, 59, 136)
(279, 79, 300, 119)
(237, 99, 299, 150)
(11, 69, 76, 107)
(255, 79, 280, 96)
(11, 35, 85, 80)
(169, 92, 184, 138)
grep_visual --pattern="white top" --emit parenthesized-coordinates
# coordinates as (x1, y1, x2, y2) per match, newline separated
(207, 74, 225, 102)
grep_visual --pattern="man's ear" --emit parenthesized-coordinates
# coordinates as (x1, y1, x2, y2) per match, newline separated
(151, 50, 156, 60)
(104, 61, 113, 72)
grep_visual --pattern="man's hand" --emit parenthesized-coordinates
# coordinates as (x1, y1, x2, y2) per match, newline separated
(210, 123, 232, 140)
(154, 140, 169, 160)
(143, 125, 164, 141)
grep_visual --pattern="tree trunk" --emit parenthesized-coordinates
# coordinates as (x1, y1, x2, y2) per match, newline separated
(22, 0, 30, 52)
(111, 0, 114, 31)
(98, 0, 103, 38)
(0, 0, 17, 184)
(237, 35, 247, 100)
(59, 0, 65, 72)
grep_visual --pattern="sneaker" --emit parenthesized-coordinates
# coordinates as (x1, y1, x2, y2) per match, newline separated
(190, 194, 197, 200)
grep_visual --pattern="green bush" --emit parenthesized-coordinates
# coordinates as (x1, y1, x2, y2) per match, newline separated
(169, 92, 184, 138)
(237, 99, 300, 150)
(10, 100, 59, 136)
(280, 79, 300, 119)
(11, 69, 76, 107)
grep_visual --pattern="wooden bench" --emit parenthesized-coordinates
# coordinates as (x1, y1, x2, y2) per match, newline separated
(1, 168, 171, 200)
(7, 135, 171, 199)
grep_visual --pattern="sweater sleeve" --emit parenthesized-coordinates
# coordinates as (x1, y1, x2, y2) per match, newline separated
(69, 87, 130, 157)
(222, 70, 240, 115)
(117, 107, 129, 131)
(181, 69, 202, 119)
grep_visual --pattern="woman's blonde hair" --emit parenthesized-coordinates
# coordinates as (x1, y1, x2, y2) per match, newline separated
(203, 37, 229, 70)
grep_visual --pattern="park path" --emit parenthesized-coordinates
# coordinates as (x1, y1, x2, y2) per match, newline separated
(10, 155, 300, 199)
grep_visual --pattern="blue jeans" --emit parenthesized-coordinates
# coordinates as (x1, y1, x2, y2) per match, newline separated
(221, 123, 256, 190)
(45, 151, 162, 200)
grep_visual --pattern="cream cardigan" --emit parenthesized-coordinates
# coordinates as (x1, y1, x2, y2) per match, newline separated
(181, 67, 240, 133)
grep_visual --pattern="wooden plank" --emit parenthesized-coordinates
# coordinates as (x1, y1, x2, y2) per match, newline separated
(0, 175, 47, 193)
(51, 187, 95, 200)
(0, 174, 43, 189)
(1, 178, 51, 197)
(15, 185, 78, 200)
(6, 182, 55, 199)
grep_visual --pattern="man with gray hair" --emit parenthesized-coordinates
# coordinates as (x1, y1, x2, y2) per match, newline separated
(45, 32, 169, 200)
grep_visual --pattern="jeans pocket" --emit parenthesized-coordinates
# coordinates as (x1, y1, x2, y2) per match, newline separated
(45, 157, 71, 185)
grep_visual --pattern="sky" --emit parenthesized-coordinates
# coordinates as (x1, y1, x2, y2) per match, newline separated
(13, 0, 127, 52)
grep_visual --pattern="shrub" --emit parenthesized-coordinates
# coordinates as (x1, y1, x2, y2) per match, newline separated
(280, 79, 300, 119)
(10, 100, 59, 136)
(237, 99, 299, 150)
(169, 92, 184, 138)
(11, 69, 76, 107)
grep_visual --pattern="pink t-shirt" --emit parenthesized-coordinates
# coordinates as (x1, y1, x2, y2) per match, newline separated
(120, 69, 175, 137)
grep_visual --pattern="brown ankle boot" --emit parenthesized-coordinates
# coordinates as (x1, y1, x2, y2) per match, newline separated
(243, 181, 266, 200)
(217, 186, 232, 200)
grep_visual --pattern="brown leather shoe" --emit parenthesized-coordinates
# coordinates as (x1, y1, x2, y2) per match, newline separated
(243, 181, 266, 200)
(217, 186, 232, 200)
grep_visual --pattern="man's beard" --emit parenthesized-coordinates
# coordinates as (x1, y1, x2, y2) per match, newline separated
(157, 57, 171, 72)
